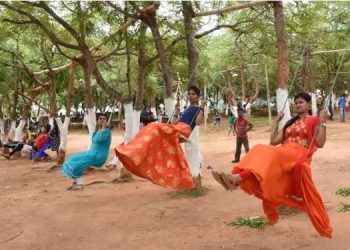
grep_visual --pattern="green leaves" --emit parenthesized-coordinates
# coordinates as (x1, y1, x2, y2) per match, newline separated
(335, 188, 350, 212)
(338, 203, 350, 212)
(226, 216, 268, 229)
(335, 188, 350, 197)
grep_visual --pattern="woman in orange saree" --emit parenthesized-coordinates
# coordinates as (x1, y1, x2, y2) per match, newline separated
(115, 86, 205, 190)
(212, 92, 332, 238)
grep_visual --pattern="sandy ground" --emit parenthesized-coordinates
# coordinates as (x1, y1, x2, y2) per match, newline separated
(1, 120, 350, 250)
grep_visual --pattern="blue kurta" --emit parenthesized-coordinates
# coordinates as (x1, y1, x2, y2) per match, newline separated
(60, 128, 112, 179)
(179, 106, 200, 130)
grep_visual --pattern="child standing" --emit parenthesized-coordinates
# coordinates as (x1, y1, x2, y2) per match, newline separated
(228, 111, 236, 136)
(232, 108, 253, 163)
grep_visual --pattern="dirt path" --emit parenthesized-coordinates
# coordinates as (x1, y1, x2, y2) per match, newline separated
(1, 121, 349, 250)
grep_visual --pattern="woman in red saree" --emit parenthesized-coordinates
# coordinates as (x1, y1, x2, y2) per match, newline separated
(115, 86, 205, 190)
(212, 92, 332, 238)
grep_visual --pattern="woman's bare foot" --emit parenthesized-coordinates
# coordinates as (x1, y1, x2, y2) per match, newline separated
(211, 171, 229, 191)
(219, 172, 235, 191)
(219, 172, 242, 191)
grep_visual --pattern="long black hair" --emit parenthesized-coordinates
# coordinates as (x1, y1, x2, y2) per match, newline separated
(188, 85, 200, 96)
(283, 92, 312, 135)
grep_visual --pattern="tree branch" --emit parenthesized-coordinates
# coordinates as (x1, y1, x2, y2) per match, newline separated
(0, 2, 80, 50)
(106, 1, 140, 19)
(146, 24, 242, 64)
(2, 18, 34, 25)
(194, 1, 268, 17)
(25, 1, 80, 42)
(54, 44, 75, 60)
(32, 63, 72, 76)
(15, 91, 50, 113)
(0, 47, 45, 86)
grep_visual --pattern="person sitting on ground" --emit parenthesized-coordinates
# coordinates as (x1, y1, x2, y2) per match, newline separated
(32, 124, 51, 152)
(1, 130, 29, 160)
(60, 114, 112, 191)
(27, 126, 37, 145)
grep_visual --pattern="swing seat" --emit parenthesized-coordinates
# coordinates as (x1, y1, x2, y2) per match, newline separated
(30, 138, 52, 160)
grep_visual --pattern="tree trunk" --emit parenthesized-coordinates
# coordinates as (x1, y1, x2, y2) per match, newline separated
(52, 61, 77, 169)
(150, 95, 157, 118)
(182, 1, 198, 86)
(239, 61, 247, 101)
(123, 102, 134, 144)
(272, 1, 291, 129)
(0, 95, 4, 143)
(135, 24, 148, 112)
(14, 106, 30, 141)
(81, 54, 94, 110)
(81, 49, 96, 138)
(273, 1, 289, 90)
(250, 79, 260, 103)
(141, 4, 173, 115)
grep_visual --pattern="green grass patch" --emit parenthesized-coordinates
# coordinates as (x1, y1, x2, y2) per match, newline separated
(167, 187, 210, 199)
(338, 203, 350, 212)
(335, 188, 350, 197)
(226, 216, 268, 229)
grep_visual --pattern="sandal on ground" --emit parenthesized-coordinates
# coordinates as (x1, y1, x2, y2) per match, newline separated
(68, 184, 84, 191)
(211, 171, 229, 191)
(66, 182, 78, 191)
(1, 154, 10, 160)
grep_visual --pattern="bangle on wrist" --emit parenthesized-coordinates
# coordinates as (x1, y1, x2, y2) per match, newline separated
(200, 108, 204, 111)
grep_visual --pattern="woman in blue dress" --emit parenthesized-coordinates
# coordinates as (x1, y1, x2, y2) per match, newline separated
(60, 114, 111, 190)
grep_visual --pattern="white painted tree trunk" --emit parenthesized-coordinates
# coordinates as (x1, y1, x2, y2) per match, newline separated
(55, 117, 70, 151)
(85, 108, 96, 138)
(184, 126, 202, 178)
(0, 118, 5, 143)
(229, 106, 238, 118)
(49, 116, 54, 129)
(331, 93, 336, 110)
(14, 120, 26, 141)
(123, 102, 134, 144)
(276, 88, 291, 129)
(8, 121, 16, 140)
(133, 110, 141, 137)
(151, 107, 157, 119)
(164, 97, 175, 118)
(311, 93, 317, 115)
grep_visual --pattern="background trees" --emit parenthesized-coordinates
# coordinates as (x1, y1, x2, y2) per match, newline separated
(0, 1, 349, 122)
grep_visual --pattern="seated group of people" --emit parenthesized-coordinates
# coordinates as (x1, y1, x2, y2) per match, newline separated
(1, 123, 57, 160)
